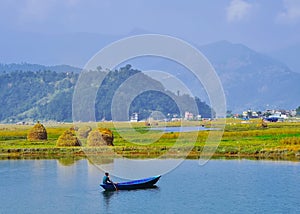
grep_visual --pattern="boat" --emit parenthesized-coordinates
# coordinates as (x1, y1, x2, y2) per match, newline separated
(100, 175, 161, 191)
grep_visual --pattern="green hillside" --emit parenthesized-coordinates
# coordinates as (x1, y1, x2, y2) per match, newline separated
(0, 65, 213, 122)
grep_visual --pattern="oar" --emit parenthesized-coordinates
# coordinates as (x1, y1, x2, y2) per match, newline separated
(111, 181, 118, 191)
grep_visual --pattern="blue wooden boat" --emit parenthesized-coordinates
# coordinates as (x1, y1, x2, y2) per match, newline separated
(100, 175, 161, 191)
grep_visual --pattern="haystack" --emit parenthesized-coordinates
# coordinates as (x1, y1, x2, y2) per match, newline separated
(261, 119, 268, 128)
(27, 121, 47, 141)
(87, 128, 114, 146)
(56, 128, 81, 147)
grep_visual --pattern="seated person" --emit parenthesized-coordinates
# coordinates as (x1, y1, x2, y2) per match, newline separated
(102, 172, 112, 184)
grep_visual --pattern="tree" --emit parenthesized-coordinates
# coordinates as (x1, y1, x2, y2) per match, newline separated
(0, 65, 214, 122)
(195, 97, 215, 118)
(226, 110, 233, 118)
(297, 106, 300, 116)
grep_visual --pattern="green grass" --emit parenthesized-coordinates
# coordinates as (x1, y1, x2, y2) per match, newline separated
(0, 119, 300, 160)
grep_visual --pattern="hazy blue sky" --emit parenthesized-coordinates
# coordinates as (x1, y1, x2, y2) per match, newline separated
(1, 0, 300, 64)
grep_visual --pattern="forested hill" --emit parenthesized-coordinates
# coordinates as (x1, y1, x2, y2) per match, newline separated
(0, 63, 81, 73)
(0, 65, 213, 123)
(0, 70, 76, 122)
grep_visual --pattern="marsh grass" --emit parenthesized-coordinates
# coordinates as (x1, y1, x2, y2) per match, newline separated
(0, 119, 300, 158)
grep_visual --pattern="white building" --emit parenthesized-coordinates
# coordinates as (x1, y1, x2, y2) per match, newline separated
(130, 113, 138, 122)
(184, 111, 194, 120)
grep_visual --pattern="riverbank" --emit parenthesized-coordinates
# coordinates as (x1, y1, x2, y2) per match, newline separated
(0, 145, 299, 161)
(1, 119, 300, 161)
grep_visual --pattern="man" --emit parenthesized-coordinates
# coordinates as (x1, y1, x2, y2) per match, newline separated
(102, 172, 112, 184)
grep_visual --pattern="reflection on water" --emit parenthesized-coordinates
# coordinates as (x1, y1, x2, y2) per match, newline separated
(101, 186, 160, 211)
(0, 154, 299, 167)
(102, 190, 114, 208)
(150, 126, 210, 132)
(57, 156, 83, 166)
(87, 155, 114, 165)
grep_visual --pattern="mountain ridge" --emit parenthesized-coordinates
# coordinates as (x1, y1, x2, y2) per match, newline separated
(1, 39, 299, 113)
(269, 43, 300, 74)
(198, 41, 300, 112)
(0, 63, 81, 73)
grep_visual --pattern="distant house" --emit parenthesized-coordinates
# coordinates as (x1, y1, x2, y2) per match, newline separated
(195, 115, 202, 120)
(184, 111, 194, 120)
(290, 110, 297, 117)
(264, 111, 287, 122)
(242, 109, 259, 119)
(252, 112, 258, 118)
(130, 113, 138, 122)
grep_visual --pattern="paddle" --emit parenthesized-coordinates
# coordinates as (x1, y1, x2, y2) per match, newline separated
(111, 181, 118, 191)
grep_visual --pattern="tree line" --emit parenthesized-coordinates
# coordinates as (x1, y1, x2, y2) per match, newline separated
(0, 65, 214, 122)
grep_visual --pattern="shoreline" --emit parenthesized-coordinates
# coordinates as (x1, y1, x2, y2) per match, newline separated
(1, 147, 299, 162)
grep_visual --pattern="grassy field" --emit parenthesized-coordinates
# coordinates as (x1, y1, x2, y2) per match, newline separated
(0, 119, 300, 161)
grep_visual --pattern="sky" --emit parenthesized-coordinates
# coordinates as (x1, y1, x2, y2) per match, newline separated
(1, 0, 300, 65)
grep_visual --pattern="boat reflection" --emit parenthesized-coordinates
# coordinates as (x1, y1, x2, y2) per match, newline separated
(101, 186, 160, 209)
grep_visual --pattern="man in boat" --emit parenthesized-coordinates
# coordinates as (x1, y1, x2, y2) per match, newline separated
(102, 172, 113, 184)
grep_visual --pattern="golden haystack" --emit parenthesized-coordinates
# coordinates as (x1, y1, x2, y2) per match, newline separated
(87, 128, 114, 146)
(27, 121, 47, 141)
(56, 128, 81, 147)
(261, 119, 268, 128)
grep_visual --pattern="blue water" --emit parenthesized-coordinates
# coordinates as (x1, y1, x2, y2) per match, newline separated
(150, 126, 211, 132)
(1, 159, 300, 213)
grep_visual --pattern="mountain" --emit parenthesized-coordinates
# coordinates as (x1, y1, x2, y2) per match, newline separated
(0, 65, 213, 122)
(122, 41, 300, 112)
(1, 37, 299, 114)
(199, 41, 300, 112)
(0, 63, 81, 73)
(269, 43, 300, 74)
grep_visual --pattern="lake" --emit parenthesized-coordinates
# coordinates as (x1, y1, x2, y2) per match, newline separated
(1, 159, 300, 213)
(150, 126, 212, 132)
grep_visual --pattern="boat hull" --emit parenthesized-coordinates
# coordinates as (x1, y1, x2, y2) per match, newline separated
(100, 175, 161, 191)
